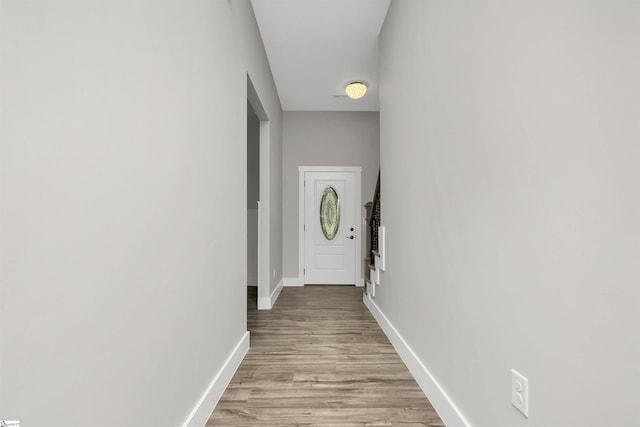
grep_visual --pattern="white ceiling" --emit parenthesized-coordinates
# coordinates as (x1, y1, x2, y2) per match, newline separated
(251, 0, 391, 112)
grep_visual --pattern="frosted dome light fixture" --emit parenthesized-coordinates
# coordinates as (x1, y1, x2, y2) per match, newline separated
(345, 81, 367, 99)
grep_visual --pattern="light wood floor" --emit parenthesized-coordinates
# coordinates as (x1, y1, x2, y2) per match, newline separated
(207, 285, 445, 426)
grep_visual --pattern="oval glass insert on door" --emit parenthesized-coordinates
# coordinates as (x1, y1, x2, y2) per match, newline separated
(320, 186, 340, 240)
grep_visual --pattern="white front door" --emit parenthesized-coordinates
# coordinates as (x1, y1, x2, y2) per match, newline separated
(304, 170, 359, 284)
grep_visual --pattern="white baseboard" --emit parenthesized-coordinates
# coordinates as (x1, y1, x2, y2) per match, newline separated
(363, 293, 472, 427)
(356, 277, 365, 287)
(366, 280, 375, 297)
(181, 331, 250, 427)
(283, 276, 304, 287)
(273, 278, 284, 306)
(257, 297, 270, 310)
(258, 279, 283, 310)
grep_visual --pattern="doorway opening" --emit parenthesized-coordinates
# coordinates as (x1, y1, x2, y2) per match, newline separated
(246, 75, 272, 316)
(247, 101, 260, 310)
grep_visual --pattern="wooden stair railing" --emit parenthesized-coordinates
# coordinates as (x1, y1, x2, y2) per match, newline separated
(364, 170, 380, 283)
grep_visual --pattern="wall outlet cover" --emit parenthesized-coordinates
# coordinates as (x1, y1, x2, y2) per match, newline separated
(511, 369, 529, 417)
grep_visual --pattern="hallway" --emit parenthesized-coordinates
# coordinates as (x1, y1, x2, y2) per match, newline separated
(207, 286, 445, 426)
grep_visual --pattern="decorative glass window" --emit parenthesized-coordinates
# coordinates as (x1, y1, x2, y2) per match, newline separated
(320, 186, 340, 240)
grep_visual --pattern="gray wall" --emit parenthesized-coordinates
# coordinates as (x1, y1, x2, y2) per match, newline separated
(378, 1, 639, 427)
(0, 1, 281, 426)
(283, 112, 380, 280)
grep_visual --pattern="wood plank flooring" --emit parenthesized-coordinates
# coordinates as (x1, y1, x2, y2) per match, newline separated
(207, 285, 445, 426)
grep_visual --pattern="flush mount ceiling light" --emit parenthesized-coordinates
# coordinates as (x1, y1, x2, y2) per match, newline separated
(345, 81, 367, 99)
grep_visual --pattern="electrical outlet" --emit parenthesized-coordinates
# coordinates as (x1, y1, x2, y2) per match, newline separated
(511, 369, 529, 417)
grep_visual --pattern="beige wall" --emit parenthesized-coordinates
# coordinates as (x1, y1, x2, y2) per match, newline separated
(0, 1, 281, 426)
(377, 1, 640, 426)
(282, 112, 380, 281)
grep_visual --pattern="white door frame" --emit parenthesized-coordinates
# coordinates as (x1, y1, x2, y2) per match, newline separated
(298, 166, 362, 285)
